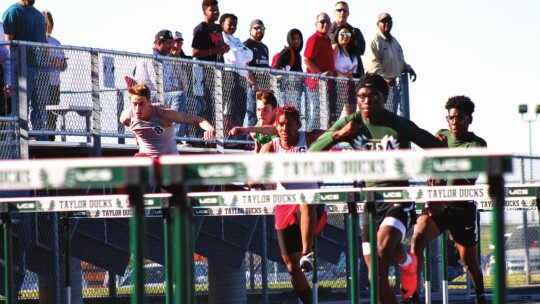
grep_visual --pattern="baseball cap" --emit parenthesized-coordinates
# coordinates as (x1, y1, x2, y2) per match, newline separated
(378, 13, 392, 22)
(155, 29, 173, 41)
(250, 19, 264, 28)
(356, 73, 389, 96)
(173, 31, 184, 41)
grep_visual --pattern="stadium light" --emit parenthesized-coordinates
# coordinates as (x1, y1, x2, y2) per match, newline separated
(518, 104, 540, 182)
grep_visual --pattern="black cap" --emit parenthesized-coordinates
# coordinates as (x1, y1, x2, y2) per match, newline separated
(356, 73, 389, 96)
(155, 30, 173, 41)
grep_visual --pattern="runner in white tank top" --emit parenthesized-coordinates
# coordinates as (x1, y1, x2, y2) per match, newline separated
(259, 105, 326, 304)
(120, 83, 216, 157)
(271, 132, 319, 190)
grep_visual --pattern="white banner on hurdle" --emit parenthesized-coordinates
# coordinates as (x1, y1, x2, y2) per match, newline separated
(160, 149, 514, 185)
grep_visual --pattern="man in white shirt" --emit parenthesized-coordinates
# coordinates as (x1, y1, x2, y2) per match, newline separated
(135, 30, 188, 138)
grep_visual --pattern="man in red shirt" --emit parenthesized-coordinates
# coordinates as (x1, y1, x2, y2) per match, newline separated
(304, 13, 336, 130)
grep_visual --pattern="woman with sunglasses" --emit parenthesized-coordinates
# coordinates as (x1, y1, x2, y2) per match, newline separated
(332, 24, 358, 124)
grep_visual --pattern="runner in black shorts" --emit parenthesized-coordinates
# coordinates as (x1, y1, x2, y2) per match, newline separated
(277, 205, 327, 255)
(408, 96, 487, 304)
(361, 203, 417, 248)
(310, 74, 445, 304)
(422, 202, 478, 248)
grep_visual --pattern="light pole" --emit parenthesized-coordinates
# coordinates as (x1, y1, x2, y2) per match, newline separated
(518, 104, 540, 182)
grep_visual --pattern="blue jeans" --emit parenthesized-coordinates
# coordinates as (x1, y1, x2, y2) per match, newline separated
(245, 87, 258, 127)
(222, 71, 247, 133)
(151, 90, 187, 137)
(28, 67, 49, 140)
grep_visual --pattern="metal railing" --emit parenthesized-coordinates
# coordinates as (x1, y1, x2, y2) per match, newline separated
(0, 40, 410, 157)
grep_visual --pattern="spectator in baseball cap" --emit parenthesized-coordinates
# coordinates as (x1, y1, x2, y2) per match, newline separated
(155, 29, 174, 42)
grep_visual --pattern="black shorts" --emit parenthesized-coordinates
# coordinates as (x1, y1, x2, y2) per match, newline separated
(361, 203, 417, 243)
(276, 205, 325, 255)
(422, 202, 478, 248)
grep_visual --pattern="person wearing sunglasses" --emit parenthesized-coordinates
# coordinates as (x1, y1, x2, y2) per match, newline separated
(332, 24, 358, 124)
(365, 12, 416, 115)
(304, 13, 336, 130)
(243, 19, 270, 127)
(329, 1, 366, 78)
(408, 96, 487, 304)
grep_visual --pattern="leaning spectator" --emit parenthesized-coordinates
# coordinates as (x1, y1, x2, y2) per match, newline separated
(275, 29, 304, 111)
(135, 29, 188, 138)
(42, 10, 67, 141)
(329, 1, 366, 78)
(3, 0, 48, 140)
(220, 13, 252, 134)
(332, 24, 357, 120)
(304, 12, 335, 130)
(243, 19, 270, 126)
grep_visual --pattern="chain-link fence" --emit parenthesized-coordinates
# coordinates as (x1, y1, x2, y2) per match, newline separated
(3, 40, 540, 303)
(1, 41, 410, 153)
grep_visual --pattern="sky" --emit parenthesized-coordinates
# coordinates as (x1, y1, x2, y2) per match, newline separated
(2, 0, 540, 156)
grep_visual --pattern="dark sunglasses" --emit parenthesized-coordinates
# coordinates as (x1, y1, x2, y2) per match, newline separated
(379, 18, 393, 24)
(319, 19, 331, 25)
(335, 8, 348, 13)
(252, 26, 265, 31)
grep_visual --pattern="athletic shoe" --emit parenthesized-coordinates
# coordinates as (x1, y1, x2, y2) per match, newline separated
(399, 292, 421, 304)
(400, 253, 418, 299)
(299, 252, 314, 272)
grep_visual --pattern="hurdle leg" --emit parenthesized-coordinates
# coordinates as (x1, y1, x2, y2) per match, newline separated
(127, 183, 146, 304)
(366, 191, 378, 304)
(172, 185, 195, 304)
(441, 231, 448, 304)
(63, 214, 72, 304)
(2, 210, 14, 304)
(424, 241, 431, 304)
(162, 204, 174, 304)
(347, 201, 359, 304)
(312, 235, 318, 304)
(488, 156, 507, 304)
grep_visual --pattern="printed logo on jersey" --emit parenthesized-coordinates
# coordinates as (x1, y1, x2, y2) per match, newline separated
(154, 126, 164, 134)
(352, 134, 399, 151)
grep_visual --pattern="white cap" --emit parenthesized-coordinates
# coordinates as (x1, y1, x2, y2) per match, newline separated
(173, 31, 183, 41)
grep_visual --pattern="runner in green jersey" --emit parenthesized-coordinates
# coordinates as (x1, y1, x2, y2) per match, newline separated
(309, 73, 445, 304)
(228, 90, 278, 152)
(408, 96, 487, 304)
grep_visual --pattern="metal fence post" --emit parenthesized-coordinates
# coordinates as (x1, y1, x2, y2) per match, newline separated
(319, 77, 328, 130)
(347, 193, 359, 304)
(213, 65, 224, 153)
(399, 74, 410, 120)
(488, 156, 507, 304)
(90, 50, 101, 156)
(14, 44, 29, 159)
(2, 206, 13, 304)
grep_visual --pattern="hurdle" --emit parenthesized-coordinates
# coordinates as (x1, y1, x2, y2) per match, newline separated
(0, 157, 154, 304)
(0, 149, 526, 303)
(159, 149, 514, 304)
